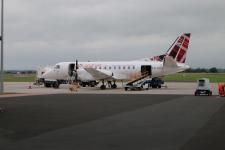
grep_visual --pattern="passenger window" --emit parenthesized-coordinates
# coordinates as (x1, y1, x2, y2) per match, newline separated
(119, 66, 121, 69)
(133, 66, 135, 69)
(128, 66, 130, 69)
(114, 66, 116, 70)
(123, 66, 126, 69)
(109, 66, 111, 70)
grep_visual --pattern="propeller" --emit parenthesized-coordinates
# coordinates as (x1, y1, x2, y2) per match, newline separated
(74, 59, 79, 82)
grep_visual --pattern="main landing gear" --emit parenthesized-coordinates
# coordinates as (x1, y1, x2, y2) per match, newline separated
(111, 81, 117, 89)
(100, 80, 117, 90)
(100, 80, 106, 90)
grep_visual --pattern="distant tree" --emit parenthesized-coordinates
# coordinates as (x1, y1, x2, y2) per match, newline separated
(183, 67, 223, 73)
(209, 67, 218, 73)
(184, 68, 192, 73)
(195, 68, 208, 73)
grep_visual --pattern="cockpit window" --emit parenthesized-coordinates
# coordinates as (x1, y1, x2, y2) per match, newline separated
(54, 65, 60, 69)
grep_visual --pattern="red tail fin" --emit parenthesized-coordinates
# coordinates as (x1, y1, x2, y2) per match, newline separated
(166, 33, 191, 63)
(150, 33, 191, 63)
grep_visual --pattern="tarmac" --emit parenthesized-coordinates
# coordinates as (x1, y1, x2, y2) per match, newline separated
(0, 94, 225, 150)
(0, 82, 224, 150)
(0, 82, 219, 97)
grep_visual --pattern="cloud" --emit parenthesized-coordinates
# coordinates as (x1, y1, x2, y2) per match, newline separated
(4, 0, 225, 69)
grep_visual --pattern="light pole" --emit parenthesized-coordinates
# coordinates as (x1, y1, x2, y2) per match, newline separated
(0, 0, 3, 95)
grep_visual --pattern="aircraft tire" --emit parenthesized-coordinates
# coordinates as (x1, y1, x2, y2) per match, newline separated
(100, 85, 106, 90)
(111, 84, 117, 89)
(90, 81, 96, 87)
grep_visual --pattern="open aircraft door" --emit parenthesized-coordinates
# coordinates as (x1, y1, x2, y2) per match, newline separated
(141, 65, 152, 76)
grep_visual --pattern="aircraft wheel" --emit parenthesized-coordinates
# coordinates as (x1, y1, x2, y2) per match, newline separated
(90, 81, 96, 87)
(111, 84, 117, 89)
(100, 85, 106, 90)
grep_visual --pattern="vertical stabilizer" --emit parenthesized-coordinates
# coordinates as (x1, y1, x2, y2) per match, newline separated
(166, 33, 191, 63)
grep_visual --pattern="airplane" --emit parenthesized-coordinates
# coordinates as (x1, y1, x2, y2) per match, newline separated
(39, 33, 191, 89)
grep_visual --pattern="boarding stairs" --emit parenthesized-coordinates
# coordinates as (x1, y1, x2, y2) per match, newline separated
(126, 71, 151, 86)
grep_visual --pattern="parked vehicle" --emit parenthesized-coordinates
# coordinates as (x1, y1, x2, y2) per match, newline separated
(143, 78, 164, 89)
(124, 78, 164, 91)
(195, 78, 212, 96)
(124, 81, 146, 91)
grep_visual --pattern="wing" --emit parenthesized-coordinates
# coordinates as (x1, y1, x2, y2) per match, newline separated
(84, 68, 115, 80)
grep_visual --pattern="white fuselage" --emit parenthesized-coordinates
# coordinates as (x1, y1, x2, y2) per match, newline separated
(42, 60, 189, 81)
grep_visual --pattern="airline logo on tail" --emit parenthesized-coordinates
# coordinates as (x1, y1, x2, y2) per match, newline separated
(150, 33, 191, 63)
(167, 33, 191, 63)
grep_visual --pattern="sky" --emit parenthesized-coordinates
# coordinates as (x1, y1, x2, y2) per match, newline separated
(3, 0, 225, 69)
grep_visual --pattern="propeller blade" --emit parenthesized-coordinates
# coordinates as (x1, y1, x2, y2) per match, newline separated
(75, 60, 78, 82)
(76, 60, 79, 70)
